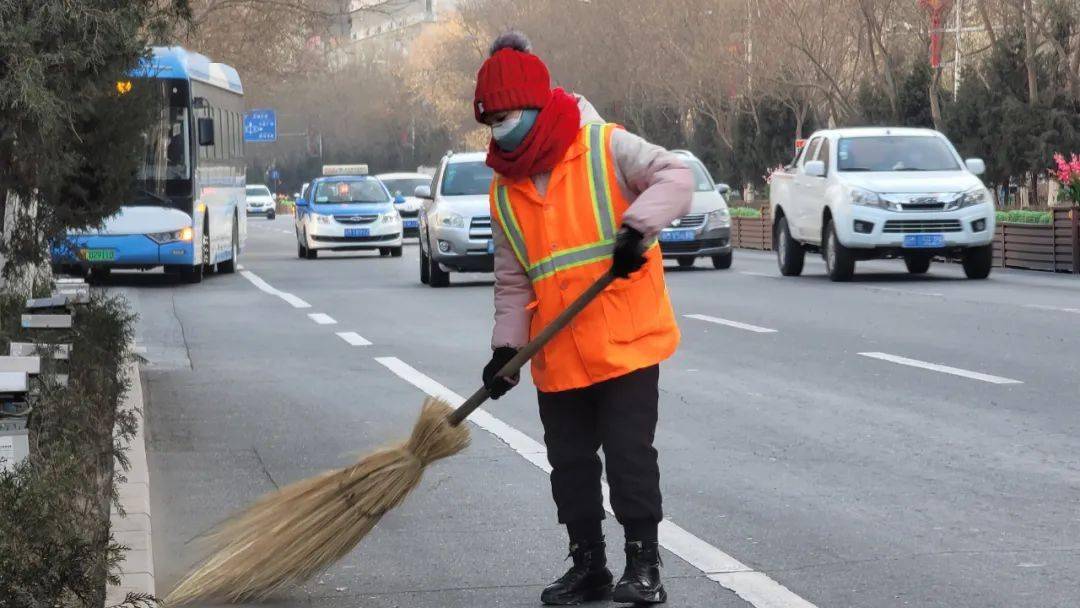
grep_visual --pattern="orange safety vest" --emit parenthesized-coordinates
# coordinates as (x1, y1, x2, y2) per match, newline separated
(491, 122, 679, 393)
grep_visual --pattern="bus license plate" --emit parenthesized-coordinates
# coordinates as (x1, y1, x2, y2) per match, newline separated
(80, 248, 115, 262)
(660, 229, 695, 242)
(402, 219, 418, 229)
(903, 234, 944, 248)
(345, 228, 370, 238)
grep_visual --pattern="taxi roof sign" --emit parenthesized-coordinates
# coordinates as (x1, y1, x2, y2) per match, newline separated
(322, 164, 369, 176)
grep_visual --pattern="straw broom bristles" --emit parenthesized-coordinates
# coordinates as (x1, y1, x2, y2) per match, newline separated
(165, 397, 470, 605)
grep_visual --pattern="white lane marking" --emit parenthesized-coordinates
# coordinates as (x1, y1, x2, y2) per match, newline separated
(739, 271, 776, 278)
(308, 313, 337, 325)
(373, 356, 816, 608)
(237, 264, 245, 270)
(1025, 304, 1080, 315)
(239, 270, 311, 309)
(859, 352, 1023, 384)
(336, 331, 371, 346)
(685, 314, 778, 334)
(867, 286, 944, 298)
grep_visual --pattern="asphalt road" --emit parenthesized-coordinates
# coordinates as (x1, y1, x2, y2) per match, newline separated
(111, 216, 1080, 608)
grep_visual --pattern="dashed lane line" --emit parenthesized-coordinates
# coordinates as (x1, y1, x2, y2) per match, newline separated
(239, 270, 311, 309)
(739, 271, 777, 278)
(685, 314, 778, 334)
(1024, 304, 1080, 315)
(308, 313, 337, 325)
(336, 331, 372, 346)
(374, 356, 817, 608)
(859, 352, 1023, 384)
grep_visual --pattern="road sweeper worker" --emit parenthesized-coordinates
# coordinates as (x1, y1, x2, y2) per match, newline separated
(475, 32, 693, 606)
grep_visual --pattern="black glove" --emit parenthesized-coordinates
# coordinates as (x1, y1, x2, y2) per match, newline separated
(483, 346, 520, 399)
(611, 225, 647, 278)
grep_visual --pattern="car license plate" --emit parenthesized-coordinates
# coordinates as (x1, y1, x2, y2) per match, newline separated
(80, 248, 115, 262)
(403, 219, 418, 229)
(345, 228, 370, 238)
(903, 234, 945, 248)
(660, 229, 695, 242)
(487, 239, 495, 254)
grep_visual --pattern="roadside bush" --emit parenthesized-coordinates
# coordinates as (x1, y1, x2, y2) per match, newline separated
(729, 207, 763, 219)
(996, 210, 1052, 224)
(0, 292, 137, 608)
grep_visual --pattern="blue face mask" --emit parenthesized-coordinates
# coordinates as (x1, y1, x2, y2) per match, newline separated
(492, 109, 539, 152)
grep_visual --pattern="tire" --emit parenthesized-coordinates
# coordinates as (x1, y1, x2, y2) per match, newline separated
(428, 250, 450, 288)
(302, 231, 317, 259)
(712, 251, 733, 269)
(962, 244, 993, 279)
(267, 210, 276, 221)
(390, 246, 403, 258)
(88, 267, 111, 284)
(297, 239, 307, 259)
(218, 217, 239, 274)
(379, 247, 390, 256)
(903, 254, 931, 274)
(823, 221, 856, 282)
(419, 245, 430, 284)
(200, 221, 214, 273)
(775, 216, 805, 276)
(677, 257, 695, 268)
(180, 264, 203, 284)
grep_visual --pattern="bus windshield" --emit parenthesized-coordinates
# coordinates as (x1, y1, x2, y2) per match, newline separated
(138, 106, 190, 181)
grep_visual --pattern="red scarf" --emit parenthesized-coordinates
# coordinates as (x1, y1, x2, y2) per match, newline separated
(486, 88, 581, 180)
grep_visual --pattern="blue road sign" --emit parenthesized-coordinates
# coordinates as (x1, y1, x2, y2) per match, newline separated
(244, 109, 277, 142)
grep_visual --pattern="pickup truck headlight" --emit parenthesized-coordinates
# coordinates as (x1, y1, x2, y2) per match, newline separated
(850, 187, 896, 210)
(707, 208, 730, 227)
(437, 210, 466, 229)
(313, 213, 334, 224)
(951, 187, 992, 209)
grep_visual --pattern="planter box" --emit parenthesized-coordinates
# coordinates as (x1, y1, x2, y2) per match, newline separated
(731, 208, 773, 251)
(997, 207, 1079, 273)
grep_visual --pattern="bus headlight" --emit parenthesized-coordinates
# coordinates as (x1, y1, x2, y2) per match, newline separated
(147, 227, 194, 244)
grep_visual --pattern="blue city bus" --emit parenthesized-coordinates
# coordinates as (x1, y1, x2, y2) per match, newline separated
(52, 47, 246, 283)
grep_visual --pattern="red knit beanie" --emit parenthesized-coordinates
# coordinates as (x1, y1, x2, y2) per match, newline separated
(474, 33, 552, 122)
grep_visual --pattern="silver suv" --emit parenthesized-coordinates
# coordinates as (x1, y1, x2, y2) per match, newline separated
(416, 152, 495, 287)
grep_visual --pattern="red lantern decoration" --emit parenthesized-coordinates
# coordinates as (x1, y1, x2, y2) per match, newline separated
(919, 0, 953, 68)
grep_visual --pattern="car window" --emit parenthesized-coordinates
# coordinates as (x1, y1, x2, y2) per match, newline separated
(246, 186, 271, 197)
(687, 160, 715, 192)
(837, 136, 961, 172)
(440, 161, 494, 196)
(816, 139, 831, 175)
(313, 179, 390, 204)
(801, 138, 821, 168)
(381, 178, 430, 197)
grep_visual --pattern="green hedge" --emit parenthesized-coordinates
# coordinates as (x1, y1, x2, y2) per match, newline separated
(729, 207, 763, 218)
(996, 210, 1052, 224)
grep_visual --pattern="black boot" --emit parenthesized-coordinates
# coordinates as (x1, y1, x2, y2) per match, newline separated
(541, 540, 614, 605)
(613, 541, 666, 605)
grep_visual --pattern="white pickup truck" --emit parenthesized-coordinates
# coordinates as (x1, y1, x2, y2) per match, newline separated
(769, 127, 995, 281)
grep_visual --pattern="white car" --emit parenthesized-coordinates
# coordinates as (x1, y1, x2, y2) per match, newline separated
(294, 165, 403, 259)
(416, 152, 494, 287)
(661, 150, 733, 269)
(769, 127, 995, 281)
(377, 172, 431, 237)
(245, 184, 276, 219)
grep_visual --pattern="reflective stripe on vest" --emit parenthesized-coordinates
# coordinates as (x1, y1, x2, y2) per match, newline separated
(496, 123, 618, 283)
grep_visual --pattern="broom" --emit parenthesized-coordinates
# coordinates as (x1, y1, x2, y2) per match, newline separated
(165, 271, 617, 605)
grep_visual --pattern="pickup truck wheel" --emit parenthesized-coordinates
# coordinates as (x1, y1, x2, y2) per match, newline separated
(775, 217, 804, 276)
(677, 257, 695, 268)
(903, 254, 932, 274)
(962, 244, 993, 279)
(824, 221, 856, 282)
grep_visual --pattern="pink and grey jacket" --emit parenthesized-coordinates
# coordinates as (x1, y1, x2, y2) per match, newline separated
(490, 96, 694, 350)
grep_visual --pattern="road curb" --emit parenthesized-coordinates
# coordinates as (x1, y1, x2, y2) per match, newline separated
(106, 360, 155, 603)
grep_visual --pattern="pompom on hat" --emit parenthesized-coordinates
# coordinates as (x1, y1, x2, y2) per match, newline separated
(474, 31, 552, 122)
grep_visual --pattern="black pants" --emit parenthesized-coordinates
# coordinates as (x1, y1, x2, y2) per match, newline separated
(538, 365, 662, 533)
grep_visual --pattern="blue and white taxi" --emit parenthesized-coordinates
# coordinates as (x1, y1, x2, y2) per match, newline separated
(294, 165, 403, 259)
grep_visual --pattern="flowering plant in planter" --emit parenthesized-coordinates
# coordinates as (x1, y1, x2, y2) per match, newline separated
(1051, 153, 1080, 205)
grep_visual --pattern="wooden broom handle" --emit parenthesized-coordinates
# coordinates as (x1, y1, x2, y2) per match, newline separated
(447, 271, 616, 426)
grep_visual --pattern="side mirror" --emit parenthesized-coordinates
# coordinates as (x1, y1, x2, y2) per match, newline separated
(414, 185, 432, 199)
(965, 158, 986, 175)
(804, 160, 826, 178)
(197, 118, 215, 146)
(716, 183, 731, 195)
(295, 196, 308, 207)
